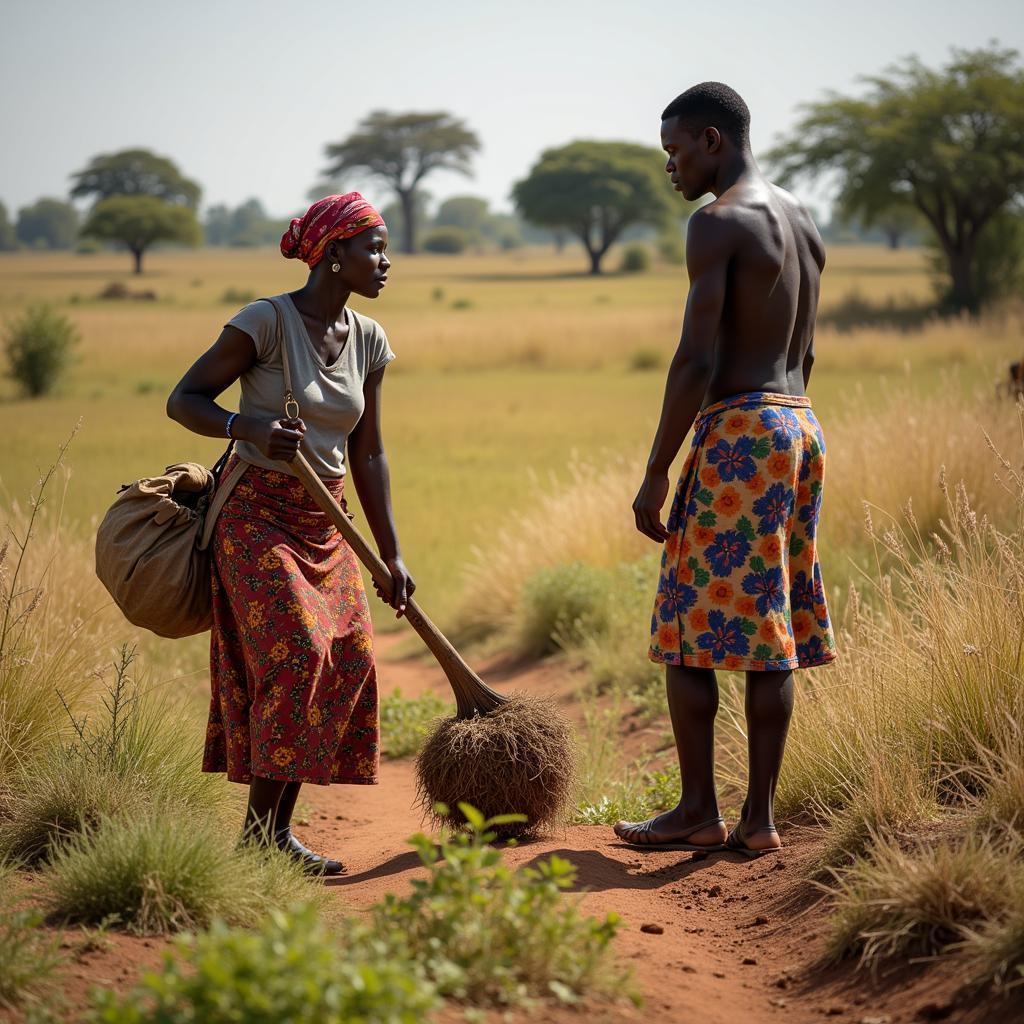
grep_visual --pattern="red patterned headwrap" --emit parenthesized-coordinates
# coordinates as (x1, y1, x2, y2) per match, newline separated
(280, 192, 385, 268)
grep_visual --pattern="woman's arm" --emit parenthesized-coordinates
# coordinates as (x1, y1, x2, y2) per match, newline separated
(167, 325, 305, 462)
(347, 366, 414, 616)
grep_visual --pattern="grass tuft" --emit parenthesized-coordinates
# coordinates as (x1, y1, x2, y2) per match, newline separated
(380, 688, 451, 759)
(45, 806, 319, 935)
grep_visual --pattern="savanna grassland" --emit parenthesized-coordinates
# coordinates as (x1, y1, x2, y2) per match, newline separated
(2, 242, 1024, 1022)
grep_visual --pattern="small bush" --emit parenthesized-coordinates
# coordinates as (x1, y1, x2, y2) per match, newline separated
(88, 904, 438, 1024)
(423, 227, 468, 254)
(0, 905, 64, 1012)
(380, 689, 451, 758)
(451, 297, 474, 310)
(431, 286, 445, 302)
(518, 561, 611, 658)
(657, 234, 685, 264)
(45, 807, 318, 934)
(619, 244, 650, 274)
(3, 304, 78, 397)
(75, 238, 102, 255)
(220, 287, 256, 305)
(628, 347, 663, 371)
(376, 805, 631, 1006)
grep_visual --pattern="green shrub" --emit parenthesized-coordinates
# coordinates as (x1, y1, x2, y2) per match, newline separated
(0, 881, 65, 1012)
(518, 561, 611, 658)
(45, 807, 318, 934)
(619, 244, 650, 274)
(88, 904, 438, 1024)
(380, 689, 451, 758)
(657, 233, 685, 264)
(628, 347, 663, 371)
(3, 303, 78, 397)
(376, 805, 631, 1006)
(0, 646, 226, 864)
(220, 287, 256, 305)
(423, 228, 468, 254)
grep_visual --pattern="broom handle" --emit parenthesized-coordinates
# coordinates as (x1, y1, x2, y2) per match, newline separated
(289, 449, 492, 705)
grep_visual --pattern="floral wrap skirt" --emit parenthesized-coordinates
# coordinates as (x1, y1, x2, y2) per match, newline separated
(649, 392, 837, 672)
(202, 456, 379, 786)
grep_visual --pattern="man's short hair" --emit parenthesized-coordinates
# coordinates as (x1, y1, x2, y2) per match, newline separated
(661, 82, 751, 147)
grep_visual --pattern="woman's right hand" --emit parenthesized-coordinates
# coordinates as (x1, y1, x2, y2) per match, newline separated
(242, 416, 307, 462)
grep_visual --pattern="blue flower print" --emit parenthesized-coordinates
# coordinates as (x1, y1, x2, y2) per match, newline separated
(697, 609, 751, 659)
(704, 530, 751, 577)
(752, 482, 794, 535)
(798, 487, 823, 539)
(705, 436, 757, 483)
(742, 566, 787, 616)
(658, 567, 697, 622)
(759, 407, 803, 451)
(797, 635, 827, 664)
(790, 570, 815, 611)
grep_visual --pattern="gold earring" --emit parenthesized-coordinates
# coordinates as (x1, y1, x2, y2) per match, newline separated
(331, 262, 341, 273)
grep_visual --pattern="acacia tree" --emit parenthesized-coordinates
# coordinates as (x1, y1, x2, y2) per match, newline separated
(82, 196, 201, 273)
(768, 46, 1024, 313)
(70, 149, 201, 209)
(319, 111, 479, 254)
(513, 141, 679, 274)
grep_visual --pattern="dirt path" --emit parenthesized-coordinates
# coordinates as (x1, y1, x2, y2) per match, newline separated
(13, 634, 1022, 1024)
(292, 635, 1018, 1024)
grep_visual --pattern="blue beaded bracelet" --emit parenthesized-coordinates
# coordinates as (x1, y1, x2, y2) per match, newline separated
(225, 412, 239, 439)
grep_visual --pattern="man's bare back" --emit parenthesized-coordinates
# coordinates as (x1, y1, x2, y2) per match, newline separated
(695, 181, 826, 404)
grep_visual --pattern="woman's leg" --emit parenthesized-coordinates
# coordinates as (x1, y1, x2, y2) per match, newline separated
(242, 775, 288, 842)
(274, 781, 303, 834)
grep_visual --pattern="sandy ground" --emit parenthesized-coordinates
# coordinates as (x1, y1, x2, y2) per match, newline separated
(7, 633, 1024, 1024)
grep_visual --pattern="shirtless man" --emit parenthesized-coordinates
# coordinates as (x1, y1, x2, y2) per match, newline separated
(614, 82, 836, 857)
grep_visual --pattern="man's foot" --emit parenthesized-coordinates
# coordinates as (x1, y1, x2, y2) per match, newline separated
(275, 828, 346, 876)
(725, 821, 782, 859)
(613, 810, 727, 851)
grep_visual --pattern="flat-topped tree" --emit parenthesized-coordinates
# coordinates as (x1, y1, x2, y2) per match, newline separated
(513, 141, 679, 274)
(70, 149, 201, 210)
(319, 111, 479, 254)
(767, 45, 1024, 315)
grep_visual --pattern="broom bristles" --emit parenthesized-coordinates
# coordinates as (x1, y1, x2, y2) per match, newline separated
(415, 694, 576, 839)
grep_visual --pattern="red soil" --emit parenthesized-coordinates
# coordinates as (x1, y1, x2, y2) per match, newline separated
(6, 633, 1022, 1024)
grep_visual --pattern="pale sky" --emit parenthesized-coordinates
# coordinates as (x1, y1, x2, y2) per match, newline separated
(2, 0, 1022, 220)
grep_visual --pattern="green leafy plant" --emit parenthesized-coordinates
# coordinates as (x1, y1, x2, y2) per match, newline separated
(376, 803, 631, 1006)
(380, 689, 450, 758)
(0, 906, 64, 1011)
(88, 903, 438, 1023)
(3, 303, 78, 397)
(619, 243, 650, 274)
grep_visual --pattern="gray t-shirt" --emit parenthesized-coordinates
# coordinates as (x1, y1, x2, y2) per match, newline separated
(227, 294, 395, 478)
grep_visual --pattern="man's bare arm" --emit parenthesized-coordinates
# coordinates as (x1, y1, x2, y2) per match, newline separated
(632, 210, 732, 542)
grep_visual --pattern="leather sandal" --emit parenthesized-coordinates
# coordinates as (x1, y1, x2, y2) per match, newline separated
(275, 827, 346, 876)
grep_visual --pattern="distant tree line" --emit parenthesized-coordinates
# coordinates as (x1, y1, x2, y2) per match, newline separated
(3, 43, 1022, 303)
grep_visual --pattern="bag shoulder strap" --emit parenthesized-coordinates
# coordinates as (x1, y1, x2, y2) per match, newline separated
(198, 458, 248, 551)
(262, 296, 299, 419)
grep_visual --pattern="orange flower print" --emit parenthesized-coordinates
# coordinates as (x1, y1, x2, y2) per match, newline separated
(701, 465, 720, 488)
(759, 619, 778, 643)
(767, 451, 791, 479)
(713, 486, 742, 516)
(724, 414, 749, 436)
(724, 654, 744, 670)
(271, 746, 294, 767)
(782, 635, 796, 658)
(270, 640, 289, 662)
(680, 537, 691, 557)
(665, 533, 680, 559)
(694, 525, 716, 546)
(792, 611, 813, 640)
(306, 704, 323, 727)
(658, 622, 680, 649)
(679, 562, 694, 584)
(709, 580, 734, 606)
(247, 600, 264, 630)
(736, 596, 757, 616)
(759, 535, 782, 560)
(689, 608, 710, 631)
(744, 472, 766, 493)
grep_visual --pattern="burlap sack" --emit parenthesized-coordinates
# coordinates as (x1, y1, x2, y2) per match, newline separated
(95, 459, 246, 638)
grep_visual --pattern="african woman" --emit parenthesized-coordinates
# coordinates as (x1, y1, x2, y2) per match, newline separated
(167, 193, 410, 875)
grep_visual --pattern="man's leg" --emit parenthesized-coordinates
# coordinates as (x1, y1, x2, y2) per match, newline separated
(614, 665, 726, 846)
(736, 669, 794, 851)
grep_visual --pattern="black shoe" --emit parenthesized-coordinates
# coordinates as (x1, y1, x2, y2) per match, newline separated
(275, 827, 346, 876)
